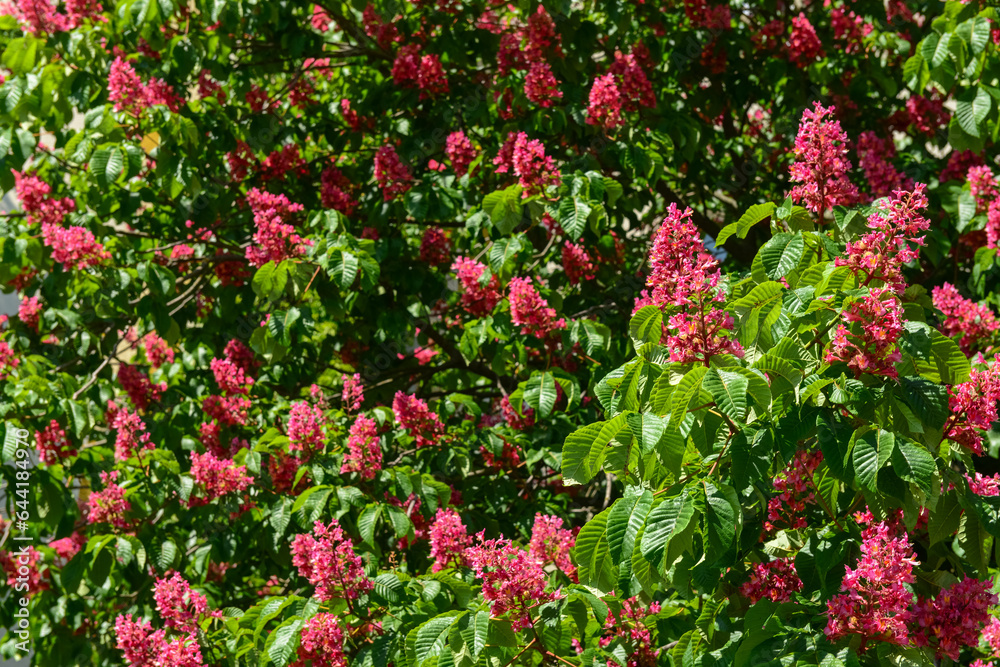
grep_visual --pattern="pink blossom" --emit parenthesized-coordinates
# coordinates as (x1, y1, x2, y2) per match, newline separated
(528, 513, 576, 578)
(586, 74, 623, 129)
(508, 277, 566, 338)
(35, 419, 75, 465)
(939, 150, 984, 183)
(825, 288, 905, 378)
(0, 545, 47, 596)
(392, 45, 448, 97)
(341, 373, 364, 411)
(787, 13, 824, 67)
(13, 171, 75, 226)
(524, 61, 562, 108)
(88, 470, 131, 529)
(153, 571, 210, 632)
(856, 131, 914, 200)
(112, 407, 155, 461)
(451, 256, 502, 316)
(287, 400, 326, 455)
(244, 188, 311, 267)
(40, 222, 110, 270)
(291, 520, 372, 601)
(320, 165, 357, 215)
(117, 363, 166, 411)
(211, 357, 254, 395)
(202, 394, 251, 426)
(108, 56, 180, 115)
(465, 535, 553, 629)
(294, 613, 347, 667)
(765, 449, 823, 532)
(419, 227, 451, 265)
(445, 130, 478, 177)
(740, 558, 803, 603)
(825, 519, 918, 646)
(511, 133, 561, 196)
(524, 6, 562, 61)
(607, 51, 655, 111)
(684, 0, 730, 31)
(500, 395, 534, 430)
(789, 103, 859, 218)
(341, 413, 381, 480)
(142, 332, 175, 368)
(188, 451, 252, 505)
(428, 508, 472, 571)
(932, 282, 998, 355)
(830, 4, 871, 53)
(362, 4, 401, 49)
(0, 340, 18, 380)
(224, 339, 258, 375)
(4, 0, 68, 33)
(49, 532, 85, 562)
(598, 597, 662, 667)
(260, 144, 307, 181)
(968, 472, 1000, 496)
(946, 356, 1000, 454)
(374, 144, 413, 201)
(905, 94, 949, 136)
(311, 4, 330, 31)
(910, 577, 997, 659)
(18, 295, 42, 332)
(226, 141, 257, 181)
(392, 391, 445, 448)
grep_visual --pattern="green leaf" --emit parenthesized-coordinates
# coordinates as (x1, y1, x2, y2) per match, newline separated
(561, 413, 630, 484)
(853, 429, 895, 491)
(703, 368, 748, 421)
(482, 185, 523, 235)
(574, 508, 616, 592)
(891, 439, 936, 496)
(955, 87, 991, 138)
(716, 202, 776, 246)
(559, 196, 593, 239)
(268, 618, 304, 667)
(640, 490, 696, 568)
(329, 249, 359, 289)
(629, 305, 663, 349)
(908, 328, 971, 385)
(488, 236, 523, 275)
(2, 38, 38, 76)
(524, 371, 558, 418)
(606, 487, 654, 564)
(703, 483, 740, 556)
(921, 31, 951, 68)
(759, 233, 805, 280)
(670, 366, 709, 425)
(899, 377, 949, 429)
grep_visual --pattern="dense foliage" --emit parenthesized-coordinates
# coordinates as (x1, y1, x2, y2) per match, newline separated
(5, 0, 1000, 665)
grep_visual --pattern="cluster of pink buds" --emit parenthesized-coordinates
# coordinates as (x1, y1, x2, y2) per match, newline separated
(494, 132, 561, 196)
(35, 419, 76, 465)
(244, 188, 311, 267)
(932, 282, 998, 355)
(373, 144, 413, 201)
(392, 391, 446, 448)
(445, 130, 478, 177)
(528, 513, 576, 579)
(945, 355, 1000, 454)
(142, 332, 175, 368)
(765, 449, 823, 533)
(465, 534, 554, 629)
(910, 576, 997, 659)
(87, 470, 131, 529)
(856, 131, 913, 200)
(118, 364, 166, 411)
(596, 597, 662, 667)
(292, 613, 348, 667)
(108, 56, 181, 116)
(341, 414, 381, 480)
(451, 257, 502, 316)
(392, 44, 449, 98)
(789, 103, 858, 218)
(112, 407, 156, 462)
(740, 558, 803, 603)
(428, 508, 473, 571)
(419, 228, 451, 265)
(508, 277, 566, 338)
(291, 520, 372, 601)
(188, 451, 252, 506)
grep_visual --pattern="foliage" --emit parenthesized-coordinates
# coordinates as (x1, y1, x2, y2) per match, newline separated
(3, 0, 1000, 666)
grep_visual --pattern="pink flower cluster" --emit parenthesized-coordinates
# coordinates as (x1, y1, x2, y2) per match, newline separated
(111, 406, 155, 461)
(766, 449, 823, 533)
(968, 472, 1000, 496)
(910, 577, 998, 659)
(118, 363, 166, 411)
(428, 508, 473, 571)
(0, 340, 18, 380)
(524, 61, 562, 108)
(244, 188, 311, 267)
(451, 257, 502, 316)
(528, 513, 576, 579)
(13, 170, 75, 226)
(787, 13, 824, 67)
(966, 166, 1000, 249)
(320, 165, 358, 215)
(835, 185, 930, 294)
(856, 131, 913, 200)
(18, 295, 42, 332)
(419, 227, 451, 265)
(292, 613, 348, 667)
(35, 419, 76, 465)
(494, 132, 561, 196)
(641, 203, 742, 364)
(465, 535, 553, 629)
(825, 287, 905, 378)
(392, 391, 445, 448)
(445, 130, 478, 177)
(904, 94, 950, 136)
(500, 395, 535, 430)
(392, 44, 449, 98)
(341, 414, 381, 480)
(830, 3, 872, 53)
(188, 451, 252, 506)
(211, 357, 254, 396)
(607, 50, 655, 111)
(142, 331, 175, 368)
(0, 545, 47, 596)
(260, 144, 307, 182)
(374, 144, 413, 201)
(291, 520, 372, 601)
(203, 394, 250, 426)
(341, 373, 364, 411)
(789, 103, 858, 218)
(740, 558, 803, 603)
(825, 519, 918, 646)
(153, 571, 211, 632)
(940, 150, 984, 183)
(598, 597, 662, 667)
(2, 0, 104, 34)
(932, 282, 998, 355)
(41, 221, 111, 270)
(88, 470, 131, 529)
(287, 400, 326, 455)
(115, 614, 205, 667)
(508, 277, 565, 338)
(586, 74, 623, 129)
(108, 56, 181, 115)
(946, 356, 1000, 454)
